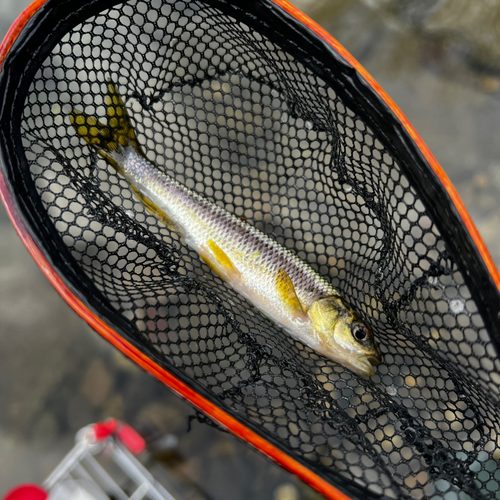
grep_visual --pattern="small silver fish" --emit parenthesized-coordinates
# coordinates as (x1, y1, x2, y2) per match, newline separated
(70, 82, 382, 376)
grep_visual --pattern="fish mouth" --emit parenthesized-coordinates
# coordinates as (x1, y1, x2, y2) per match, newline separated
(357, 359, 376, 377)
(352, 354, 382, 377)
(367, 354, 382, 367)
(317, 345, 383, 377)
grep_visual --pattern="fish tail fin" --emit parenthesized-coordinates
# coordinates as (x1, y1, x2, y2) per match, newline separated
(70, 81, 143, 171)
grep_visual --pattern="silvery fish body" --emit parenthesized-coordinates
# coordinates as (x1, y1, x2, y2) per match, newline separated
(119, 147, 334, 339)
(70, 82, 382, 376)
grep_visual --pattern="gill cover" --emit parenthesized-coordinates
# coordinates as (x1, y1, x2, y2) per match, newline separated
(308, 297, 381, 376)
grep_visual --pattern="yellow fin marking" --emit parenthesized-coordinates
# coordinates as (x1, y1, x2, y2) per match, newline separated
(276, 268, 306, 319)
(69, 80, 144, 173)
(200, 253, 222, 277)
(130, 185, 181, 235)
(202, 240, 241, 282)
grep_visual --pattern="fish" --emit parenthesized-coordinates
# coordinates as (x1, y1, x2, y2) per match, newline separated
(69, 81, 382, 377)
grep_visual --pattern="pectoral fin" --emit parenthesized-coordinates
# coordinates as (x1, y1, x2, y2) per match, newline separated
(201, 239, 242, 282)
(276, 268, 306, 320)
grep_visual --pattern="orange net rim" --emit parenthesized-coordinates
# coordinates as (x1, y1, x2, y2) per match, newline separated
(0, 1, 498, 500)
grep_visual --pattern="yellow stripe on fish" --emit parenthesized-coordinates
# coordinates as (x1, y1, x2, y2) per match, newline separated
(69, 80, 382, 377)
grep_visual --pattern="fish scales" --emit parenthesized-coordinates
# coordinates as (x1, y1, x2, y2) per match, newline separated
(69, 81, 382, 376)
(122, 147, 335, 319)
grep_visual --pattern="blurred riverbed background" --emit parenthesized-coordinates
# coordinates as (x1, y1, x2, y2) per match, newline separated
(1, 0, 500, 498)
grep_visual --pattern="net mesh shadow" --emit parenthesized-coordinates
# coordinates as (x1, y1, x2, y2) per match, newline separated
(6, 0, 500, 498)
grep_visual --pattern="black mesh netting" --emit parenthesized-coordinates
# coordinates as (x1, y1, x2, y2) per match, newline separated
(2, 0, 500, 499)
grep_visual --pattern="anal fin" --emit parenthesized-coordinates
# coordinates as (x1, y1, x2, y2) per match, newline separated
(130, 185, 182, 235)
(201, 239, 242, 282)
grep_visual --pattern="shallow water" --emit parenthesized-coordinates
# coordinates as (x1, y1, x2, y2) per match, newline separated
(0, 0, 499, 499)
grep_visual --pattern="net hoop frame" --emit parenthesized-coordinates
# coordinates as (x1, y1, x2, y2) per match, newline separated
(0, 1, 499, 499)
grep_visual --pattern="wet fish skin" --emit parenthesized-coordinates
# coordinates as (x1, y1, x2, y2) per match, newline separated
(69, 81, 382, 377)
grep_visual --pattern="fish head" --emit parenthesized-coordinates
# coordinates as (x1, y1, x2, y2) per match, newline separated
(308, 297, 382, 377)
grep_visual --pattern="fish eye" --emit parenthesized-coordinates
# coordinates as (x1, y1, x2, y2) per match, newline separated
(352, 324, 369, 342)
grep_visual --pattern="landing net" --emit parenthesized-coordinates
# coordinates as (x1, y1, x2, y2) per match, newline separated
(1, 0, 500, 499)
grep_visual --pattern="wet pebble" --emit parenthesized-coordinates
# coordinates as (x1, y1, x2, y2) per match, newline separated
(81, 359, 113, 407)
(274, 483, 299, 500)
(450, 298, 464, 314)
